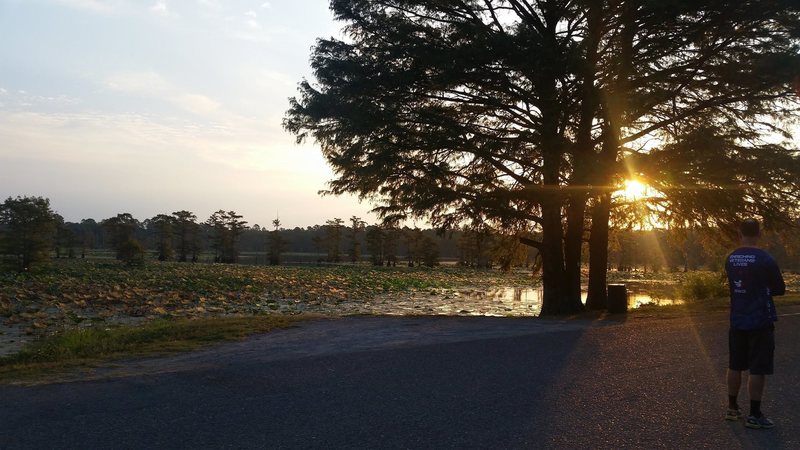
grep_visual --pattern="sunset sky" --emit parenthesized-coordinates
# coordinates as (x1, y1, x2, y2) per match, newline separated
(0, 0, 378, 228)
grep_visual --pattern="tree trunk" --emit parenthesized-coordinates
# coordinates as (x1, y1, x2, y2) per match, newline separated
(586, 192, 612, 310)
(564, 192, 588, 311)
(539, 200, 567, 315)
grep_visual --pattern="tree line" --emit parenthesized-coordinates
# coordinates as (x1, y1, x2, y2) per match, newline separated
(0, 196, 455, 269)
(4, 195, 800, 274)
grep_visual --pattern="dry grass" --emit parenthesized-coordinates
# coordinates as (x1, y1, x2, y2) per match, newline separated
(0, 314, 310, 383)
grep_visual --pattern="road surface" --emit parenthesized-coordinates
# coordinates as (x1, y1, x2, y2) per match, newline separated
(2, 309, 799, 449)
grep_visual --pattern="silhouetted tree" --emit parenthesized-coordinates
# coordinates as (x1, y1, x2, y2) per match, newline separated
(382, 224, 400, 266)
(76, 218, 103, 257)
(365, 226, 385, 265)
(286, 0, 800, 315)
(148, 214, 175, 261)
(457, 226, 494, 268)
(54, 214, 79, 259)
(102, 213, 144, 265)
(206, 210, 247, 263)
(581, 1, 800, 309)
(172, 210, 200, 262)
(268, 217, 287, 265)
(348, 216, 366, 263)
(0, 196, 57, 271)
(323, 218, 344, 262)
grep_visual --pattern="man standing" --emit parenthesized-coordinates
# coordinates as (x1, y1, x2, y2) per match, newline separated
(724, 218, 785, 429)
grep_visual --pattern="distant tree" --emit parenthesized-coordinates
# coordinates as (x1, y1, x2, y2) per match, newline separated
(206, 210, 247, 263)
(172, 210, 200, 262)
(404, 227, 431, 267)
(492, 233, 528, 272)
(311, 233, 324, 261)
(324, 218, 344, 262)
(348, 216, 366, 263)
(148, 214, 175, 261)
(382, 224, 400, 266)
(54, 214, 79, 259)
(0, 196, 58, 271)
(457, 226, 493, 268)
(268, 217, 287, 265)
(77, 218, 102, 257)
(420, 234, 440, 267)
(102, 213, 144, 265)
(365, 226, 385, 266)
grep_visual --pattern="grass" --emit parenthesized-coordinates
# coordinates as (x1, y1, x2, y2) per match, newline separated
(630, 292, 800, 318)
(677, 272, 728, 301)
(0, 314, 310, 383)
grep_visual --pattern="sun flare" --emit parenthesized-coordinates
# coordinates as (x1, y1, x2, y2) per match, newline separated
(621, 179, 648, 200)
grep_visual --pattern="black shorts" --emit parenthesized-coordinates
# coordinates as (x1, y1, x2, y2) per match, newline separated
(729, 325, 775, 375)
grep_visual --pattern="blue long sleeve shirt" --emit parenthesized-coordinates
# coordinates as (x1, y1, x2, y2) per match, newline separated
(725, 247, 785, 331)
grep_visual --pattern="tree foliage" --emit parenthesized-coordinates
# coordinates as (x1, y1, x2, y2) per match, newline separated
(323, 218, 345, 262)
(148, 214, 175, 262)
(0, 196, 57, 271)
(206, 210, 248, 264)
(286, 0, 800, 314)
(172, 210, 200, 263)
(268, 217, 287, 265)
(102, 213, 144, 266)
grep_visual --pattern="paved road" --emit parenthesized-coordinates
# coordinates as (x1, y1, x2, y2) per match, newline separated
(2, 309, 799, 449)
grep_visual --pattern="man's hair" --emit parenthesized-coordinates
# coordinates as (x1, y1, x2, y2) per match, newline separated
(740, 218, 760, 238)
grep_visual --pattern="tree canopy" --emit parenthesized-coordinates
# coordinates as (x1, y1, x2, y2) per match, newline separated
(0, 196, 57, 271)
(286, 0, 800, 314)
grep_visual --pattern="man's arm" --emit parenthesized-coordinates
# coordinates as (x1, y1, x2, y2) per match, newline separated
(767, 257, 786, 296)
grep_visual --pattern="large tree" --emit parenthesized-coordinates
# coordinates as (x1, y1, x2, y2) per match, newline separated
(287, 0, 586, 313)
(579, 0, 800, 308)
(286, 0, 800, 315)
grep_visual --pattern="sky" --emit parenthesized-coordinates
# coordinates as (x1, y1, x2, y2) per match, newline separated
(0, 0, 378, 228)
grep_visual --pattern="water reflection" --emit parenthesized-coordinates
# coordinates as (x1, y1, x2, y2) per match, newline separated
(266, 284, 683, 317)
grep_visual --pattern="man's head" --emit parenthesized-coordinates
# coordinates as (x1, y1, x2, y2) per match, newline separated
(740, 218, 760, 245)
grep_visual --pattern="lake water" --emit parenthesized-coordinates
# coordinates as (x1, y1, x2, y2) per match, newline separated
(266, 283, 682, 317)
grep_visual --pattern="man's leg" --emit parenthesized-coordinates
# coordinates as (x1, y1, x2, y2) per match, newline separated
(748, 374, 765, 417)
(744, 326, 775, 428)
(727, 369, 742, 410)
(749, 374, 765, 400)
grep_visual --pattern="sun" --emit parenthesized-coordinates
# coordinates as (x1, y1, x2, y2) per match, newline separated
(621, 179, 648, 200)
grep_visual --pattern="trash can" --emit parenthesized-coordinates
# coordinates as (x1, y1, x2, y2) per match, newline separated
(607, 284, 628, 314)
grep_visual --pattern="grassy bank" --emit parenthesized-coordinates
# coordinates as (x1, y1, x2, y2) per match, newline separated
(0, 314, 309, 383)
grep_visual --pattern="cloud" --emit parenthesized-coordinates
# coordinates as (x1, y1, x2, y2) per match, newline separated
(150, 1, 169, 15)
(260, 69, 296, 88)
(0, 90, 81, 110)
(245, 10, 257, 18)
(105, 70, 170, 94)
(50, 0, 128, 14)
(104, 71, 219, 116)
(260, 1, 271, 8)
(0, 110, 278, 222)
(177, 94, 220, 115)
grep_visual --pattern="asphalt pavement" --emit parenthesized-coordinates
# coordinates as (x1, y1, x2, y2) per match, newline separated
(2, 309, 799, 449)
